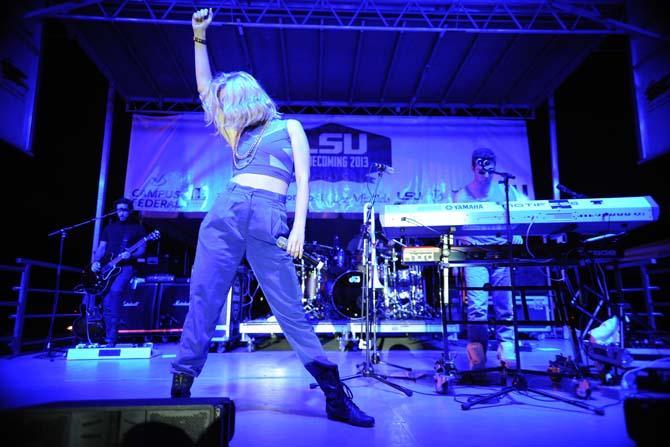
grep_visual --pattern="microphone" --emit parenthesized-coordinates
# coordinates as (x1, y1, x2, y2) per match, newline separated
(476, 158, 515, 179)
(475, 158, 495, 175)
(276, 236, 324, 269)
(557, 184, 587, 199)
(103, 209, 121, 218)
(47, 209, 120, 237)
(372, 162, 395, 174)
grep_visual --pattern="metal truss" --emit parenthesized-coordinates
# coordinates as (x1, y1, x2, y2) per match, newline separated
(26, 0, 643, 36)
(126, 97, 534, 118)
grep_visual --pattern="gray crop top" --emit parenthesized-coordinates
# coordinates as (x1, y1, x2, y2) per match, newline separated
(230, 119, 294, 183)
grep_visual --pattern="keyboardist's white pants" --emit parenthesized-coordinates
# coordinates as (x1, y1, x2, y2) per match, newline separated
(464, 266, 515, 349)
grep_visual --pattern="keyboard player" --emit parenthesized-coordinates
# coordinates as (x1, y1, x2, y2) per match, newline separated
(452, 148, 528, 371)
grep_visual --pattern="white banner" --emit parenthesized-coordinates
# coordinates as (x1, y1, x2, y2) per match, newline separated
(125, 114, 533, 214)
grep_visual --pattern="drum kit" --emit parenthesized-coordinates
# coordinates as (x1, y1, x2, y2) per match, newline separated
(294, 240, 434, 321)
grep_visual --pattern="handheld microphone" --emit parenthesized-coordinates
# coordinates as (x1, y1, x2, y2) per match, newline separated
(276, 236, 324, 269)
(372, 162, 395, 174)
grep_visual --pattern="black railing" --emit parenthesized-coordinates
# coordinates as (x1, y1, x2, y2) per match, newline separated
(0, 259, 83, 355)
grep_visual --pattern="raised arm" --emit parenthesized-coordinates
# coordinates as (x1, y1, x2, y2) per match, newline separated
(192, 8, 213, 96)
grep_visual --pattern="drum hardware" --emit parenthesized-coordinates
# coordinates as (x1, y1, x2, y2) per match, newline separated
(327, 240, 433, 321)
(332, 236, 347, 270)
(245, 258, 328, 321)
(304, 241, 337, 256)
(378, 245, 432, 320)
(297, 258, 327, 321)
(329, 270, 364, 319)
(329, 269, 390, 320)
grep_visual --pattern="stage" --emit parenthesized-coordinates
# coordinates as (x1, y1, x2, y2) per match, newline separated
(3, 2, 670, 446)
(0, 338, 635, 447)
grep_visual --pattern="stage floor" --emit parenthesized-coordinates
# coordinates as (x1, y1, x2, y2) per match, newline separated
(0, 338, 635, 447)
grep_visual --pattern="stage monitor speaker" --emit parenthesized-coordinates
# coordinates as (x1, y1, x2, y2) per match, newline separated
(120, 283, 159, 332)
(3, 398, 235, 447)
(624, 396, 670, 446)
(156, 283, 191, 330)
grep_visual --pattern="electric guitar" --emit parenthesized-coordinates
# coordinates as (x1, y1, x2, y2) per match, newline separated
(78, 230, 160, 295)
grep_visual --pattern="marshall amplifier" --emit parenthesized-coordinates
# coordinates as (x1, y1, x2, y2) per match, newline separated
(119, 282, 159, 332)
(156, 282, 191, 330)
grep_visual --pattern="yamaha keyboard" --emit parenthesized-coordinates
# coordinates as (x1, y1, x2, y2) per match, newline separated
(380, 196, 659, 238)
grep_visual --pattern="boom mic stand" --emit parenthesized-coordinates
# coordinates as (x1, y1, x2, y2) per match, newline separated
(40, 210, 116, 357)
(337, 167, 414, 396)
(362, 206, 420, 379)
(460, 168, 604, 415)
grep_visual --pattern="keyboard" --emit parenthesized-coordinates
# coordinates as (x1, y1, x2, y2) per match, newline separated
(380, 196, 659, 237)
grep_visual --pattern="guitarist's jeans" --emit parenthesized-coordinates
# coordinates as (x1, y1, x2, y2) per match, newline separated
(103, 265, 133, 344)
(172, 183, 326, 377)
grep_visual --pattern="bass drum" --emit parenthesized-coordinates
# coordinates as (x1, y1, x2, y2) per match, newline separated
(329, 271, 364, 320)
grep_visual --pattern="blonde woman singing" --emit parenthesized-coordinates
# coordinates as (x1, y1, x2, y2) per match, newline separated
(170, 8, 374, 428)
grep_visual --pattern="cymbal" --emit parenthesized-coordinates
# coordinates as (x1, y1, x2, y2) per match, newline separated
(375, 247, 393, 257)
(352, 247, 393, 258)
(304, 241, 335, 252)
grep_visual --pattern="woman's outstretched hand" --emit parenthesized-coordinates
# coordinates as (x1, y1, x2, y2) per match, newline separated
(192, 8, 213, 34)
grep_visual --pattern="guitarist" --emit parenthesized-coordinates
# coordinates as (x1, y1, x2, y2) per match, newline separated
(91, 198, 147, 346)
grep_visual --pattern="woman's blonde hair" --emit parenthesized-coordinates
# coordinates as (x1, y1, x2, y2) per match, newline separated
(202, 71, 279, 145)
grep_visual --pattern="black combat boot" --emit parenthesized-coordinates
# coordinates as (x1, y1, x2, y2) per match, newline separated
(171, 373, 194, 398)
(305, 359, 375, 427)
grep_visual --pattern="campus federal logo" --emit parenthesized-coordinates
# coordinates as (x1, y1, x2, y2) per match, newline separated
(306, 123, 392, 182)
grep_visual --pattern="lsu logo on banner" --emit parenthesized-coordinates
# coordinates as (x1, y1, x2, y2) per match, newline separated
(306, 123, 392, 182)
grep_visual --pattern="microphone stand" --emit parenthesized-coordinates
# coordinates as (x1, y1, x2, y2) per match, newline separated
(40, 211, 116, 357)
(460, 169, 604, 415)
(399, 216, 457, 386)
(337, 168, 414, 396)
